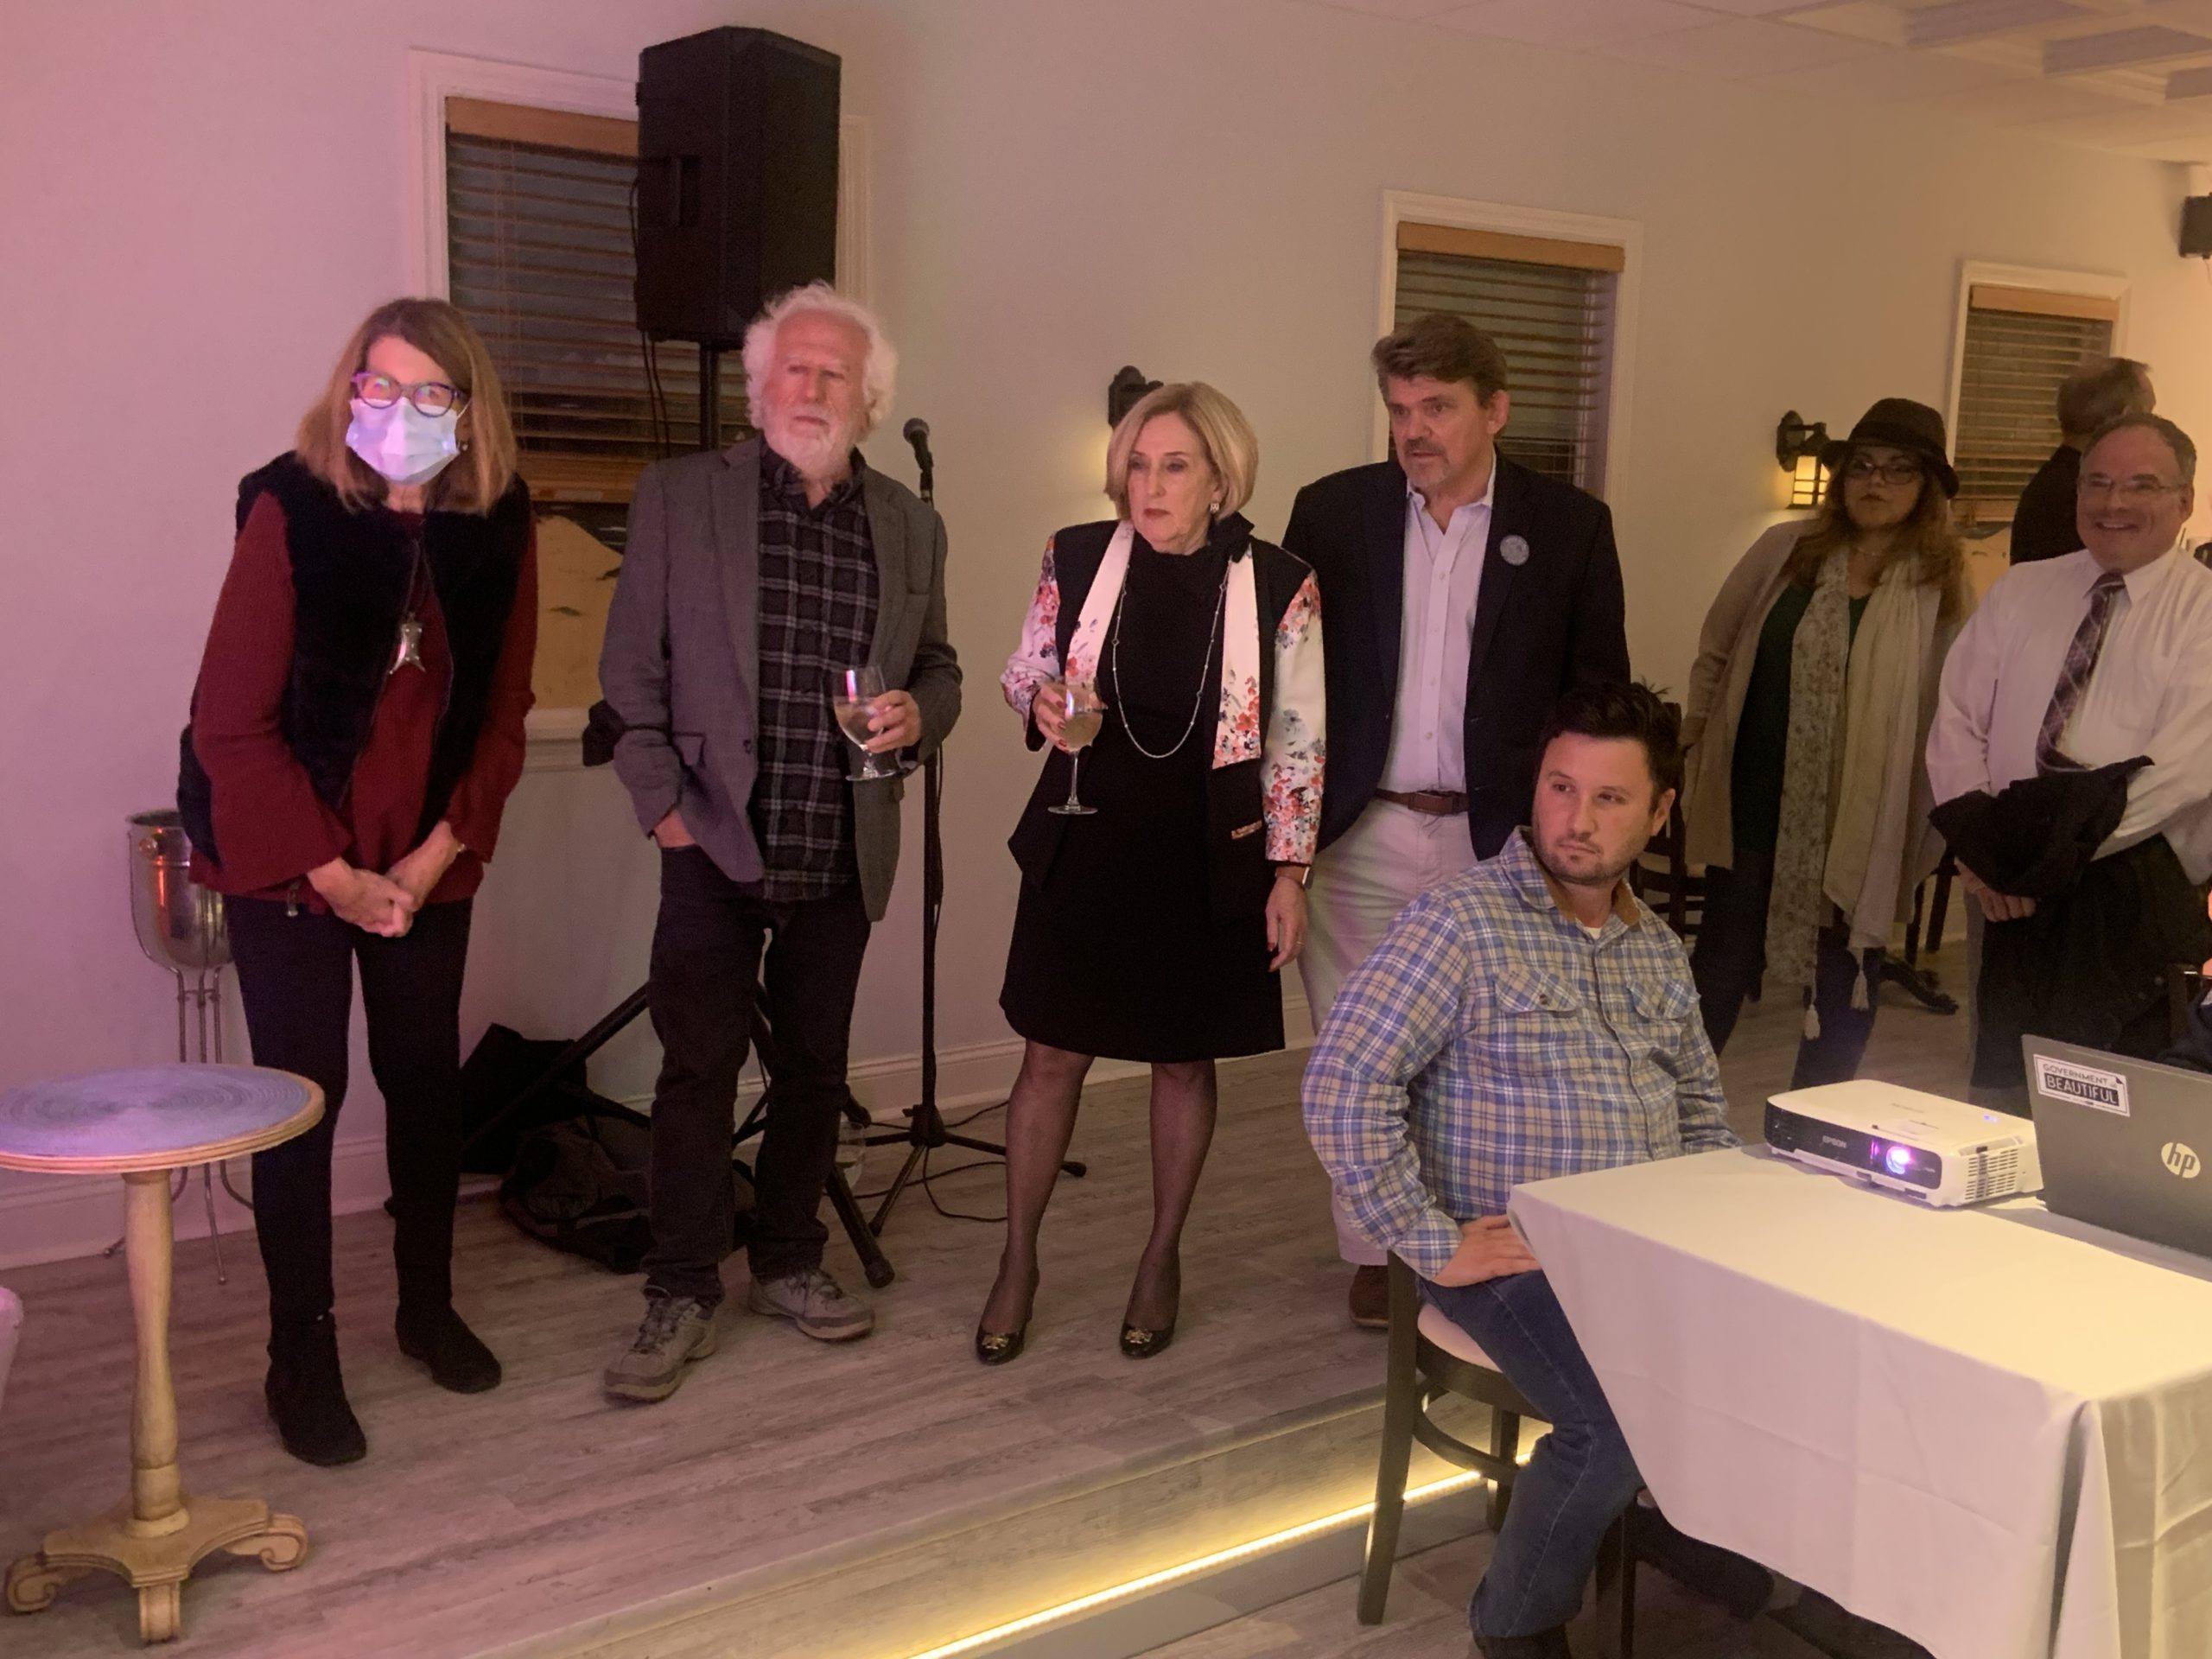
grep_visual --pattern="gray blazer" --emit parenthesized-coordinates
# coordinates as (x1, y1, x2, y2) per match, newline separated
(599, 436, 962, 921)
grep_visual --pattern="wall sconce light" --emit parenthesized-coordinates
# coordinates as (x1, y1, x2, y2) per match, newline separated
(1109, 365, 1160, 429)
(1776, 410, 1829, 511)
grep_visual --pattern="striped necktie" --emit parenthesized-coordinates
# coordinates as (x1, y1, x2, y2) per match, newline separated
(2035, 570, 2127, 774)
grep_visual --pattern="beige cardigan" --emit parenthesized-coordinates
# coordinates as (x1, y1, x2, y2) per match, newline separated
(1681, 521, 1959, 889)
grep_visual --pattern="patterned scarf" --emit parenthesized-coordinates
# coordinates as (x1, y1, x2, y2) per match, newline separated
(1765, 545, 1942, 1034)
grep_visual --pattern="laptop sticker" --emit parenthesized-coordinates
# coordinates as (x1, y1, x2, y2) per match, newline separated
(2033, 1055, 2131, 1117)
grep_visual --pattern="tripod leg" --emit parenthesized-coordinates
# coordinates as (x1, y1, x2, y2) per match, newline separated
(938, 1129, 1086, 1178)
(825, 1167, 895, 1288)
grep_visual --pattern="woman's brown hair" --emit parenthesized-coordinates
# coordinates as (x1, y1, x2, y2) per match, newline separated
(294, 297, 518, 513)
(1784, 455, 1967, 620)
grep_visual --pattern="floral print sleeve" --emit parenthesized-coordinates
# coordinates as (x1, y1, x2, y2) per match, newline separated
(1263, 571, 1325, 865)
(1001, 537, 1062, 737)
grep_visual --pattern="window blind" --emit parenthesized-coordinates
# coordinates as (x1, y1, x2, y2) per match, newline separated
(1953, 298, 2113, 514)
(446, 124, 747, 503)
(1392, 244, 1617, 493)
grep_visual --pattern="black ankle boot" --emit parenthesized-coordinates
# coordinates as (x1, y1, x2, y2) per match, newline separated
(265, 1315, 366, 1467)
(396, 1301, 502, 1394)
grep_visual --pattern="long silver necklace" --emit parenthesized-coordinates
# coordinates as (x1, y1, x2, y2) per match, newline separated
(1108, 550, 1229, 761)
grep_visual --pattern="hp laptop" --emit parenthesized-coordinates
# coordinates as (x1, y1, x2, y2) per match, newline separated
(2024, 1035, 2212, 1258)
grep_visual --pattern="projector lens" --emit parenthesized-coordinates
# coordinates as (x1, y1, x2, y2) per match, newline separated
(1885, 1145, 1916, 1177)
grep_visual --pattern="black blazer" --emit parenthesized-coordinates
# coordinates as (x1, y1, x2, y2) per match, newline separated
(1282, 454, 1628, 857)
(2010, 444, 2082, 565)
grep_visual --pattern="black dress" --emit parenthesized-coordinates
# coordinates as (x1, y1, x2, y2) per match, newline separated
(1001, 529, 1284, 1063)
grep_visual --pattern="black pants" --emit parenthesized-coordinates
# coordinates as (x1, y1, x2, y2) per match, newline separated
(226, 894, 474, 1330)
(643, 848, 871, 1306)
(1690, 845, 1879, 1089)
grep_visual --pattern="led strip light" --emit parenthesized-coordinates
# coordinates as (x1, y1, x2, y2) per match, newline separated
(899, 1468, 1492, 1659)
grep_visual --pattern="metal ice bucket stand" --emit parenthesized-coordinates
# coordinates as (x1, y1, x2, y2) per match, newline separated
(125, 809, 251, 1281)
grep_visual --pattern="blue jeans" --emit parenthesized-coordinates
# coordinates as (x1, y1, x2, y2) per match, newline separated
(1423, 1270, 1643, 1639)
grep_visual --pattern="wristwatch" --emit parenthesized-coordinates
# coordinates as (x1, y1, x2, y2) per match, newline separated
(1274, 864, 1312, 889)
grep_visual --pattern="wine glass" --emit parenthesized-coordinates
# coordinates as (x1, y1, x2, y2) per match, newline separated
(830, 664, 897, 781)
(1047, 683, 1105, 817)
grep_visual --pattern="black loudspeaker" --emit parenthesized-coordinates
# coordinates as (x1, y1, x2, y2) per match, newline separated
(634, 28, 840, 348)
(2183, 195, 2212, 259)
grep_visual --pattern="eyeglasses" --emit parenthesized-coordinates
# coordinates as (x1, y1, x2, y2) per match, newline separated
(1842, 456, 1925, 485)
(2078, 474, 2186, 503)
(351, 371, 467, 418)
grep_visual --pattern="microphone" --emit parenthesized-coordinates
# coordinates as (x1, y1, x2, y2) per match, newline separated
(902, 417, 933, 472)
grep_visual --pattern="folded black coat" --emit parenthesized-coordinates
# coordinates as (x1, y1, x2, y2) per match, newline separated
(1931, 760, 2209, 1096)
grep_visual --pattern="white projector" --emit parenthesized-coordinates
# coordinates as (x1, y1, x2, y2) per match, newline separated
(1764, 1080, 2042, 1207)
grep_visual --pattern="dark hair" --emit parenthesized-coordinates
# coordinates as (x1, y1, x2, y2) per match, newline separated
(2056, 357, 2152, 441)
(1536, 681, 1683, 803)
(1787, 462, 1967, 623)
(2084, 411, 2196, 490)
(1372, 313, 1510, 403)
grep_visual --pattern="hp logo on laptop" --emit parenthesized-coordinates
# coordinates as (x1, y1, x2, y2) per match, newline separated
(2162, 1141, 2202, 1180)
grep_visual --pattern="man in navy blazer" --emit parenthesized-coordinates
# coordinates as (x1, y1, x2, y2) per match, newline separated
(1285, 312, 1629, 1327)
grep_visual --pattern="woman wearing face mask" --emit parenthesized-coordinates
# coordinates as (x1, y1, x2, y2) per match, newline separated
(1681, 398, 1969, 1085)
(179, 297, 536, 1466)
(984, 382, 1325, 1364)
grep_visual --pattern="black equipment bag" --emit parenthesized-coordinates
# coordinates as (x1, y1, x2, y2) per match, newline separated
(499, 1102, 759, 1274)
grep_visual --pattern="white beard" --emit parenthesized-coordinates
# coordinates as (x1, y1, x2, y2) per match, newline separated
(764, 405, 857, 485)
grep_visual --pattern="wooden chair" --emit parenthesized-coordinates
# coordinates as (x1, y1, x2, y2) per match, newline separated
(1360, 1255, 1637, 1654)
(1629, 796, 1703, 944)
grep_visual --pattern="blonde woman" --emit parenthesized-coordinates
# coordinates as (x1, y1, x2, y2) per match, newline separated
(982, 383, 1325, 1364)
(1682, 398, 1967, 1084)
(181, 297, 537, 1465)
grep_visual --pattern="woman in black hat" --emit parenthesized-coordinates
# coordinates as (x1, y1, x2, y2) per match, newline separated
(1680, 398, 1972, 1083)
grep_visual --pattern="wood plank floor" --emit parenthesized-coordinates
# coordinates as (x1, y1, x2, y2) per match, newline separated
(0, 944, 1973, 1658)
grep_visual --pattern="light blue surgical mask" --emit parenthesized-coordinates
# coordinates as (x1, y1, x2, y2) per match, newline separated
(346, 397, 461, 487)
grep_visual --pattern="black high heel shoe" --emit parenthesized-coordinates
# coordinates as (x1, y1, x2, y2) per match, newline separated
(1118, 1318, 1176, 1360)
(976, 1263, 1039, 1367)
(1119, 1258, 1179, 1360)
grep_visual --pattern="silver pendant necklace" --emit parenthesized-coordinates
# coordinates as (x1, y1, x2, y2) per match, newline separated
(1108, 551, 1229, 761)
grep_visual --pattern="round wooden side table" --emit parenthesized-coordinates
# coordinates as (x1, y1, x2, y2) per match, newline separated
(0, 1065, 323, 1643)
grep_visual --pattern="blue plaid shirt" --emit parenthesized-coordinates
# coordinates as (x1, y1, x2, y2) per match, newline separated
(1302, 830, 1736, 1277)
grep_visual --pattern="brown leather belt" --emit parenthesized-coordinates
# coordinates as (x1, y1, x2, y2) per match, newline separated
(1375, 788, 1469, 817)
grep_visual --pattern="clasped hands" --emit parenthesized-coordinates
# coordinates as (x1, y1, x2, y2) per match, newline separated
(1955, 861, 2037, 923)
(308, 822, 464, 938)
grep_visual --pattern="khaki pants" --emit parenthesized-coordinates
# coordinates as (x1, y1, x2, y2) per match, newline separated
(1300, 800, 1483, 1264)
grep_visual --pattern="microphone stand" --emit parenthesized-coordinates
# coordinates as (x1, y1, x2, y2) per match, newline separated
(862, 421, 1086, 1236)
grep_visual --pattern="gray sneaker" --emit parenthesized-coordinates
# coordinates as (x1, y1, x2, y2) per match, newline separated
(602, 1295, 718, 1402)
(747, 1266, 874, 1341)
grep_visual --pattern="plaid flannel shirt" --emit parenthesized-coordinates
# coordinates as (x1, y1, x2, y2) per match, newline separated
(752, 448, 880, 902)
(1301, 829, 1736, 1278)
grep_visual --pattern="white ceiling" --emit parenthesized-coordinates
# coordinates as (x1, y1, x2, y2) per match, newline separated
(1302, 0, 2212, 162)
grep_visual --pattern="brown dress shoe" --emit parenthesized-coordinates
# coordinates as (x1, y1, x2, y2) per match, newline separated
(1350, 1263, 1390, 1328)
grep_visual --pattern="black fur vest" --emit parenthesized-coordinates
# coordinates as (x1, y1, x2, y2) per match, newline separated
(179, 453, 530, 865)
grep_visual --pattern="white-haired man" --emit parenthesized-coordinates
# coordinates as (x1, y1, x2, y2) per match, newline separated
(599, 284, 961, 1401)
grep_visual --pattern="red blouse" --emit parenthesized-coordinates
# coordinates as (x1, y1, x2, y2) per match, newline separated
(188, 491, 538, 909)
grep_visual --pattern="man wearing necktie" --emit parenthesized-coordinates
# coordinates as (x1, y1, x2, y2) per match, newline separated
(1929, 413, 2212, 1103)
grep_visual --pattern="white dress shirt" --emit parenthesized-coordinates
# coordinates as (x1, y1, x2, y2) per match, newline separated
(1927, 542, 2212, 881)
(1377, 465, 1495, 793)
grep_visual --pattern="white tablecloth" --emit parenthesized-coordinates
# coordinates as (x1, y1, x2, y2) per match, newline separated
(1509, 1148, 2212, 1659)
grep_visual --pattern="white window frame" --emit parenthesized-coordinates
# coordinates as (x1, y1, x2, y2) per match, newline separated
(1376, 190, 1643, 502)
(1943, 258, 2130, 447)
(404, 49, 871, 306)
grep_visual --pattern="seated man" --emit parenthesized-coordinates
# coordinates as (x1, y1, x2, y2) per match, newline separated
(1303, 681, 1738, 1659)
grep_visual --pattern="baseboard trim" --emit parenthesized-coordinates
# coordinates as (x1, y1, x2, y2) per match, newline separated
(0, 1001, 1315, 1274)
